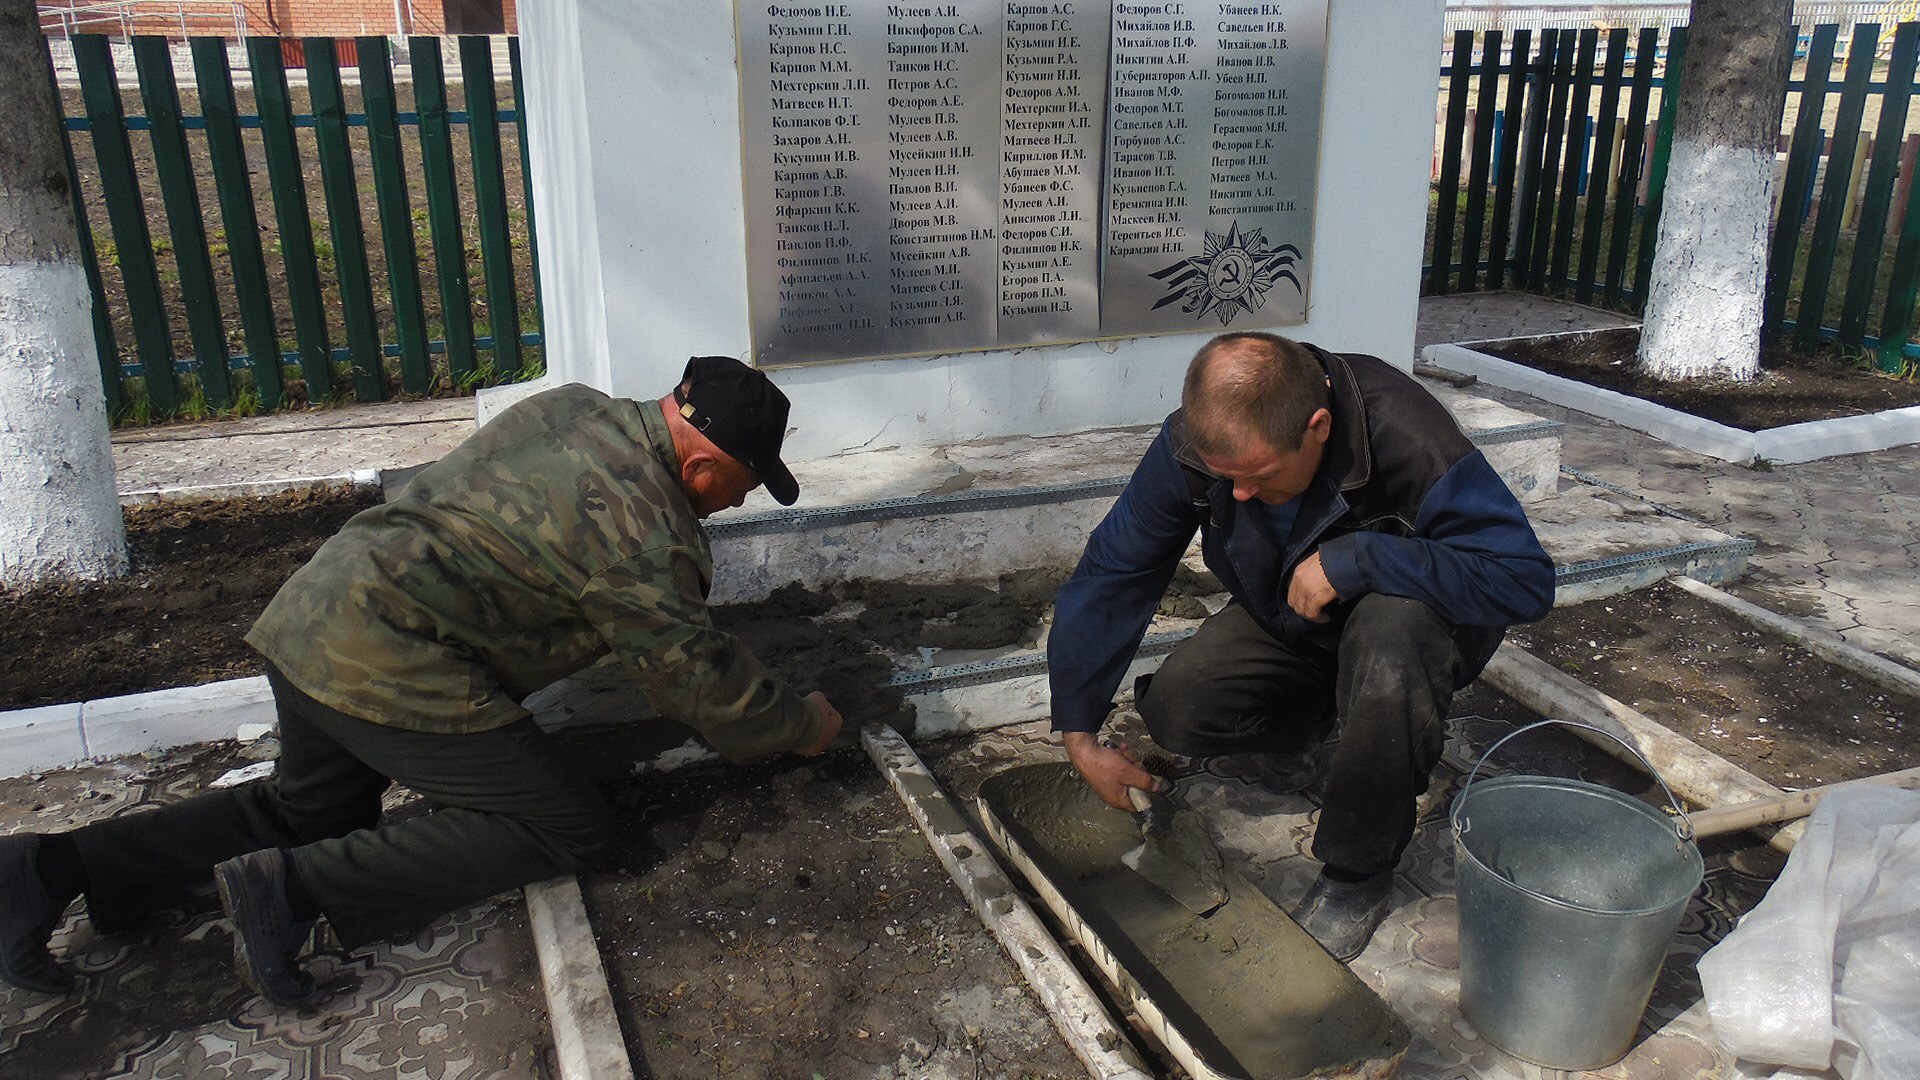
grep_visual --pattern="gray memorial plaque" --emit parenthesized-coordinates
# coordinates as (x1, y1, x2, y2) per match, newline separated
(738, 0, 1327, 367)
(1100, 1, 1326, 336)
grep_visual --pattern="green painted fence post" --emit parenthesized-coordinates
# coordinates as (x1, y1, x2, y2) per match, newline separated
(191, 37, 284, 409)
(72, 35, 180, 415)
(133, 36, 232, 409)
(1459, 30, 1502, 293)
(357, 36, 433, 396)
(1577, 27, 1627, 303)
(1632, 25, 1687, 309)
(1511, 29, 1558, 289)
(1430, 29, 1474, 295)
(247, 36, 335, 401)
(1839, 22, 1920, 346)
(1549, 27, 1598, 293)
(461, 36, 523, 374)
(49, 37, 123, 415)
(509, 38, 544, 336)
(1604, 26, 1659, 306)
(1766, 24, 1837, 332)
(306, 37, 386, 401)
(1795, 22, 1880, 351)
(410, 36, 477, 383)
(1487, 28, 1531, 290)
(1877, 168, 1920, 372)
(1527, 31, 1576, 289)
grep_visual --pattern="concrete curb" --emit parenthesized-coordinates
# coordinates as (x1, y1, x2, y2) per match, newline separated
(1669, 575, 1920, 701)
(1422, 341, 1920, 465)
(119, 469, 383, 505)
(862, 725, 1154, 1080)
(524, 877, 636, 1080)
(1479, 643, 1806, 851)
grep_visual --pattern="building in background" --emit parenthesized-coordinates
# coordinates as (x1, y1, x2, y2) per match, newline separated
(37, 0, 516, 42)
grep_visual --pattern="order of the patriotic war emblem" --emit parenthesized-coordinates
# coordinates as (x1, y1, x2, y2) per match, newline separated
(1149, 220, 1301, 325)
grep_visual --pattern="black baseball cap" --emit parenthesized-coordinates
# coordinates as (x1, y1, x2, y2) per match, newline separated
(672, 356, 800, 506)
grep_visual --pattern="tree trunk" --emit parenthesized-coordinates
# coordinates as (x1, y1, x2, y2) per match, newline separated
(1636, 0, 1794, 382)
(0, 0, 126, 585)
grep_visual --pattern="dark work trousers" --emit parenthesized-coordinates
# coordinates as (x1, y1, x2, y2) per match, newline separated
(1138, 594, 1497, 877)
(70, 662, 616, 949)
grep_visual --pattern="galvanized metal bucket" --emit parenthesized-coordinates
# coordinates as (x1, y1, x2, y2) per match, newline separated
(1450, 720, 1704, 1070)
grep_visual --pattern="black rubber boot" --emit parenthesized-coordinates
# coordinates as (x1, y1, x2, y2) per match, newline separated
(1291, 869, 1393, 962)
(213, 849, 318, 1007)
(0, 834, 75, 994)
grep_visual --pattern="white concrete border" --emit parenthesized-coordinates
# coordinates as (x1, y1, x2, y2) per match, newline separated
(862, 725, 1153, 1080)
(1422, 341, 1920, 465)
(119, 469, 383, 505)
(524, 877, 637, 1080)
(1669, 575, 1920, 701)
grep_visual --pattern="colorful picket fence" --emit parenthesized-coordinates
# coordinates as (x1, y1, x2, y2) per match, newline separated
(1428, 22, 1920, 374)
(56, 34, 542, 419)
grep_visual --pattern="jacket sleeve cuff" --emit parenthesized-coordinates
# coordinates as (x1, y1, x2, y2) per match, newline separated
(1317, 535, 1369, 599)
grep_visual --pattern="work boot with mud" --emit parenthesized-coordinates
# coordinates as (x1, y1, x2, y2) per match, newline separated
(1291, 869, 1393, 962)
(214, 849, 318, 1007)
(0, 834, 76, 994)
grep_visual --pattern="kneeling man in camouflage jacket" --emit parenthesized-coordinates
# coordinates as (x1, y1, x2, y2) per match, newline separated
(0, 357, 843, 1006)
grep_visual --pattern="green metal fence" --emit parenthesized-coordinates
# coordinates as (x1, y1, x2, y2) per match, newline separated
(54, 34, 544, 420)
(1428, 22, 1920, 375)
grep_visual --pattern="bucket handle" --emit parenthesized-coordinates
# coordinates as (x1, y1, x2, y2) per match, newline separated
(1453, 719, 1695, 849)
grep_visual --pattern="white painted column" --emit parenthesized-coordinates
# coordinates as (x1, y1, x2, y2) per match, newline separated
(520, 0, 1444, 461)
(0, 261, 126, 584)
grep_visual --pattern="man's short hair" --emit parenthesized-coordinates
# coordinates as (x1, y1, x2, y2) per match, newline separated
(1182, 332, 1330, 456)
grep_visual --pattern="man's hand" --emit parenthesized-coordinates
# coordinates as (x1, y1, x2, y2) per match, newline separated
(1063, 730, 1168, 812)
(796, 692, 844, 756)
(1287, 551, 1340, 623)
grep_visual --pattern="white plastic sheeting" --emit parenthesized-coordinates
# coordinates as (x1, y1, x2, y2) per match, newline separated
(1700, 787, 1920, 1080)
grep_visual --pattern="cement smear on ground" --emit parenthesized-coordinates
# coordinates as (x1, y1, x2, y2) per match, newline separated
(979, 763, 1409, 1080)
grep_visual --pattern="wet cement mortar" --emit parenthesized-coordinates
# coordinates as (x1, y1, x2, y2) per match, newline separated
(975, 764, 1407, 1080)
(1512, 581, 1916, 789)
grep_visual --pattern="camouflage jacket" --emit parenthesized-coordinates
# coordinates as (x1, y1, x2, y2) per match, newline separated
(246, 384, 824, 760)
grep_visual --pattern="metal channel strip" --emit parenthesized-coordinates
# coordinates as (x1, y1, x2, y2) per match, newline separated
(1468, 419, 1564, 446)
(886, 630, 1193, 696)
(1552, 539, 1756, 586)
(1560, 466, 1709, 524)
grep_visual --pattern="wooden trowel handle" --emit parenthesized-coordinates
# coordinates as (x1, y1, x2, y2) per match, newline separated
(1690, 765, 1920, 839)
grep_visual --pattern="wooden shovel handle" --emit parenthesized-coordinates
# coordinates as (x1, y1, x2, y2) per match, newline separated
(1689, 765, 1920, 839)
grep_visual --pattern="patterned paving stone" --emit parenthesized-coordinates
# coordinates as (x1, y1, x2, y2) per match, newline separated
(0, 749, 550, 1080)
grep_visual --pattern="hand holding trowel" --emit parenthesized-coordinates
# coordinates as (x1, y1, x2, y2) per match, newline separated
(1123, 784, 1230, 916)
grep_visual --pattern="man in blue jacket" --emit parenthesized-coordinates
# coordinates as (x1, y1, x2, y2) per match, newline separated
(1049, 331, 1554, 960)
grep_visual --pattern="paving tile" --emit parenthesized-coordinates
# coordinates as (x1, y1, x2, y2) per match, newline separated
(0, 750, 547, 1079)
(1840, 625, 1920, 668)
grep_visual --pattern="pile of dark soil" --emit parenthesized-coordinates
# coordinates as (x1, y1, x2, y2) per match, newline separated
(586, 752, 1082, 1077)
(1511, 581, 1914, 789)
(0, 488, 1223, 715)
(1480, 327, 1920, 430)
(0, 487, 381, 710)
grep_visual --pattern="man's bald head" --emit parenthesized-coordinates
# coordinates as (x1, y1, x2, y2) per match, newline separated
(1181, 332, 1330, 457)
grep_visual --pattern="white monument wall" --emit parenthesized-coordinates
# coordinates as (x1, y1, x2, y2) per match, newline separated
(518, 0, 1443, 461)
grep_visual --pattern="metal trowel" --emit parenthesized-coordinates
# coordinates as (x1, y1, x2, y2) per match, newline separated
(1123, 786, 1230, 915)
